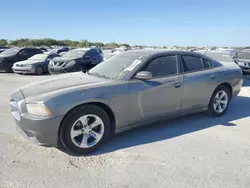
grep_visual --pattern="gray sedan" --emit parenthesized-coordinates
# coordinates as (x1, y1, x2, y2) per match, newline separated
(12, 53, 59, 75)
(10, 50, 243, 155)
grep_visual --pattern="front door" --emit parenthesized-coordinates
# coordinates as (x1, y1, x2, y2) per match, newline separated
(128, 55, 183, 124)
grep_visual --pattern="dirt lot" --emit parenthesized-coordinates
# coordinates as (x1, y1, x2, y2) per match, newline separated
(0, 73, 250, 188)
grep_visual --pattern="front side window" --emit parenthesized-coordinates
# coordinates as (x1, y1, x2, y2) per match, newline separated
(143, 56, 177, 78)
(19, 49, 28, 56)
(181, 56, 203, 72)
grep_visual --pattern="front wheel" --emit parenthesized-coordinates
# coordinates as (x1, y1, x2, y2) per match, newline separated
(58, 105, 111, 155)
(206, 85, 230, 116)
(35, 66, 43, 75)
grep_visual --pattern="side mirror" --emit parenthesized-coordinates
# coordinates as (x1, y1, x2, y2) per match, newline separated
(135, 71, 152, 80)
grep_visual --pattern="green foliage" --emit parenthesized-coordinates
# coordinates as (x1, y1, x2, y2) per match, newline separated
(1, 38, 130, 48)
(105, 42, 119, 48)
(0, 39, 8, 46)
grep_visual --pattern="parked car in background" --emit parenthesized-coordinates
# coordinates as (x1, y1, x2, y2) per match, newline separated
(10, 50, 242, 155)
(203, 52, 235, 63)
(39, 47, 48, 52)
(59, 51, 67, 56)
(12, 53, 59, 75)
(233, 51, 250, 73)
(48, 48, 103, 74)
(51, 47, 69, 54)
(0, 46, 8, 53)
(0, 47, 43, 72)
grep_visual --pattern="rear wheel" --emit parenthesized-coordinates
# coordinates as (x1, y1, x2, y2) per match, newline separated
(35, 66, 43, 75)
(206, 85, 230, 116)
(58, 105, 111, 155)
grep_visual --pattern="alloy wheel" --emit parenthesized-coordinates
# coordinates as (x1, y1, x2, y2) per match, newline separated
(213, 90, 228, 113)
(70, 114, 104, 148)
(36, 66, 43, 75)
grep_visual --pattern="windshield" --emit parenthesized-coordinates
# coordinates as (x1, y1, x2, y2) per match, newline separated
(62, 50, 85, 58)
(0, 48, 20, 56)
(29, 54, 48, 61)
(205, 53, 234, 62)
(88, 53, 144, 80)
(236, 52, 250, 59)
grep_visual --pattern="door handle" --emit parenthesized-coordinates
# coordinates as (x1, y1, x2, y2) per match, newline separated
(210, 75, 216, 79)
(174, 82, 181, 88)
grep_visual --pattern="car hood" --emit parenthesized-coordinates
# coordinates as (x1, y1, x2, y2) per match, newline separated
(52, 56, 78, 62)
(20, 72, 110, 99)
(0, 54, 14, 59)
(14, 59, 45, 65)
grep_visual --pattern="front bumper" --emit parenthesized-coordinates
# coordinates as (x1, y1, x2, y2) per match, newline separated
(10, 90, 64, 146)
(48, 66, 72, 74)
(12, 67, 36, 74)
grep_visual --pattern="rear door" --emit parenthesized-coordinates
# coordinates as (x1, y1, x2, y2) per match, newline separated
(128, 55, 183, 124)
(180, 55, 218, 111)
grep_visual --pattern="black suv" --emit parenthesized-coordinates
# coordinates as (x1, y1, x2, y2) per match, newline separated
(0, 47, 43, 72)
(48, 48, 103, 74)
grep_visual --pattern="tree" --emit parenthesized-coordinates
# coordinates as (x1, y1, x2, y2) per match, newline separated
(1, 38, 135, 48)
(105, 42, 119, 48)
(119, 43, 130, 48)
(0, 39, 8, 46)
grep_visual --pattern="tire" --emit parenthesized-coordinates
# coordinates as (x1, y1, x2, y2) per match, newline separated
(6, 65, 13, 73)
(58, 105, 111, 155)
(35, 66, 43, 75)
(206, 85, 231, 116)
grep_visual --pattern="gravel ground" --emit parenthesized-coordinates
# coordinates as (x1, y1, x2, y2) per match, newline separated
(0, 73, 250, 188)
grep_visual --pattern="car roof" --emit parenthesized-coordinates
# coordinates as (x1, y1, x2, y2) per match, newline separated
(122, 49, 205, 58)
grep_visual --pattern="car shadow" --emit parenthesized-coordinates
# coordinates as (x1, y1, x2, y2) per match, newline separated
(85, 95, 250, 156)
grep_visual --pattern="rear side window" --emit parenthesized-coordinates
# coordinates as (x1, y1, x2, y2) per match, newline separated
(143, 55, 177, 78)
(181, 56, 203, 72)
(203, 59, 212, 69)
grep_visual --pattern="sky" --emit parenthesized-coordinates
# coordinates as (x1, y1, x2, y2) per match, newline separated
(1, 0, 250, 46)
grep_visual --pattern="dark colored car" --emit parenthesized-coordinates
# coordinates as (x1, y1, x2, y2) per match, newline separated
(48, 48, 103, 74)
(39, 47, 48, 52)
(51, 47, 69, 54)
(0, 48, 43, 72)
(0, 46, 9, 53)
(233, 51, 250, 73)
(12, 53, 59, 75)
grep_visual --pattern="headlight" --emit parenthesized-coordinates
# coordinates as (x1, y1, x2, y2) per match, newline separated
(26, 103, 53, 116)
(62, 60, 76, 67)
